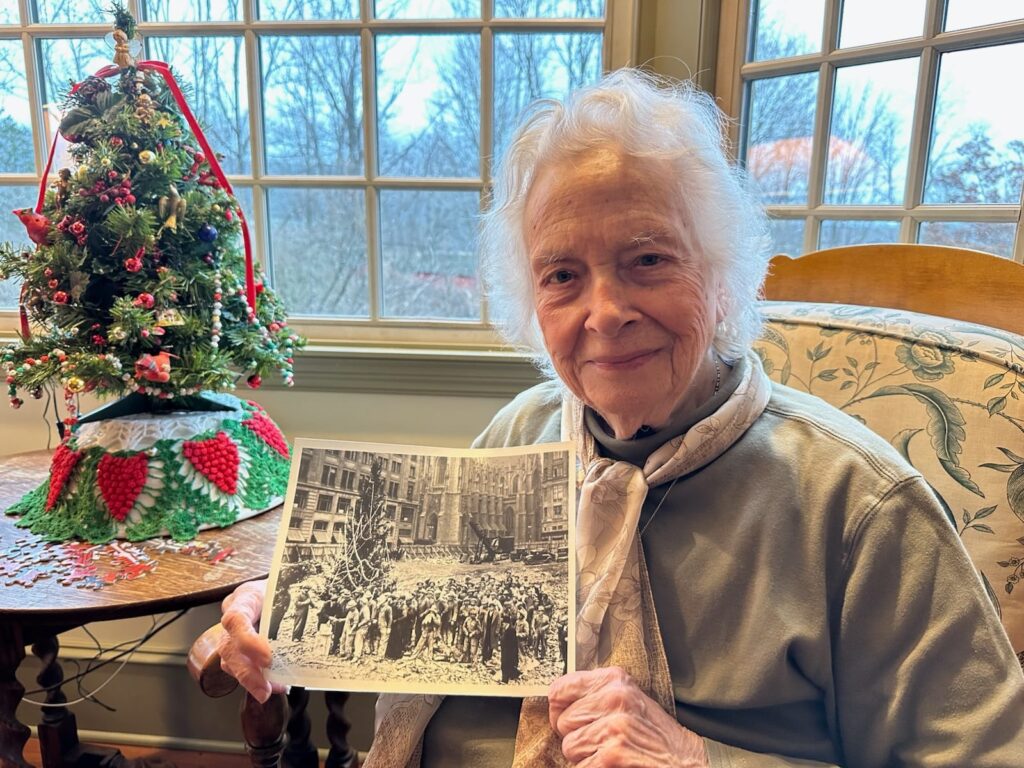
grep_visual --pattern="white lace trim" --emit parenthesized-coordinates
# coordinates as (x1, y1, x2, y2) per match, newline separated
(72, 393, 247, 452)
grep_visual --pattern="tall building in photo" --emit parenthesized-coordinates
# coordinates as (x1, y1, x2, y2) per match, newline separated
(285, 448, 425, 560)
(540, 451, 570, 544)
(418, 451, 569, 551)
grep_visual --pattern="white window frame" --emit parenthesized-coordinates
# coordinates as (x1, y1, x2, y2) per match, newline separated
(716, 0, 1024, 262)
(0, 0, 641, 369)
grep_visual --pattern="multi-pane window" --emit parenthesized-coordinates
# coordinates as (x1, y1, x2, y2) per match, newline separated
(294, 488, 309, 508)
(735, 0, 1024, 259)
(317, 493, 334, 511)
(0, 0, 615, 344)
(341, 469, 357, 489)
(321, 464, 338, 487)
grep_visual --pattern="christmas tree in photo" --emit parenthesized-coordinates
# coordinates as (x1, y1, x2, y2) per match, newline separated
(0, 5, 305, 543)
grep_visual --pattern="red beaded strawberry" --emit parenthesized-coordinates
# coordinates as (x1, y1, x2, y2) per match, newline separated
(183, 431, 239, 495)
(97, 453, 149, 521)
(242, 413, 289, 458)
(46, 443, 82, 511)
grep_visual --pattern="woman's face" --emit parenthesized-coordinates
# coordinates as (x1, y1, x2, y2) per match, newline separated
(524, 146, 722, 439)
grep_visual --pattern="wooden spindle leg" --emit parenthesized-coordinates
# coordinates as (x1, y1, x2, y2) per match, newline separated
(324, 691, 358, 768)
(282, 687, 317, 768)
(242, 692, 288, 768)
(31, 634, 80, 767)
(0, 621, 30, 768)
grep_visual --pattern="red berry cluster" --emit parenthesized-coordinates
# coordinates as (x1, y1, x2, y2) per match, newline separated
(78, 170, 136, 207)
(97, 453, 149, 521)
(46, 443, 82, 511)
(55, 214, 89, 246)
(242, 413, 289, 458)
(180, 150, 206, 180)
(183, 431, 240, 495)
(180, 150, 220, 188)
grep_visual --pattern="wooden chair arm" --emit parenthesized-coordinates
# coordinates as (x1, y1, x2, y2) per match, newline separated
(186, 623, 240, 698)
(187, 625, 358, 766)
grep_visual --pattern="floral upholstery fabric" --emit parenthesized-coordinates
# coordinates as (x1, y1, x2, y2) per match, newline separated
(755, 301, 1024, 668)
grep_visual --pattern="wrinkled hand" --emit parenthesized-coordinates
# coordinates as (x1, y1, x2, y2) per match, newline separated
(217, 579, 286, 704)
(548, 667, 708, 768)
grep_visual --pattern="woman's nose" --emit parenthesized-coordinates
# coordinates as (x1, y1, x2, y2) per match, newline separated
(583, 278, 640, 336)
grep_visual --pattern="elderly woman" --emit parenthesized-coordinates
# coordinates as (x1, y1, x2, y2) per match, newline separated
(217, 70, 1024, 767)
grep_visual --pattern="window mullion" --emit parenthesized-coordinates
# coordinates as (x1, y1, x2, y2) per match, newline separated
(360, 20, 381, 324)
(903, 42, 939, 243)
(23, 27, 45, 179)
(1013, 182, 1024, 263)
(803, 1, 842, 251)
(242, 16, 270, 281)
(604, 0, 638, 70)
(479, 4, 493, 326)
(805, 59, 833, 251)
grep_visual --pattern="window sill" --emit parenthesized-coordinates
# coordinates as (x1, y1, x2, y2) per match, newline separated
(267, 343, 543, 397)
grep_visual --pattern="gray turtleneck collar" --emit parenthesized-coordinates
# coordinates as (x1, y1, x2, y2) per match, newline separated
(584, 354, 748, 467)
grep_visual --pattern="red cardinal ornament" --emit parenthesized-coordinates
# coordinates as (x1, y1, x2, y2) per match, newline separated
(13, 208, 52, 246)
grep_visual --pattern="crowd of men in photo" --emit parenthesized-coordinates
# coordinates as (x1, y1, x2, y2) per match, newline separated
(267, 568, 570, 684)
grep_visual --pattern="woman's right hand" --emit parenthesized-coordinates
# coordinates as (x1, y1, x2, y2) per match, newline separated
(217, 578, 286, 703)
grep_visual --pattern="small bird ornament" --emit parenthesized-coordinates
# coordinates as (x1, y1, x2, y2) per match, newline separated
(157, 185, 187, 233)
(13, 208, 52, 246)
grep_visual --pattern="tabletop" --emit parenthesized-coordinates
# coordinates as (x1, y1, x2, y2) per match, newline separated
(0, 450, 282, 628)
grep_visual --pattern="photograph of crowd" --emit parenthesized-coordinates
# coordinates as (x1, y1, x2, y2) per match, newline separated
(261, 438, 574, 697)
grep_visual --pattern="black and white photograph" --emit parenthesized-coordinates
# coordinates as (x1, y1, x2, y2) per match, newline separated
(260, 438, 575, 697)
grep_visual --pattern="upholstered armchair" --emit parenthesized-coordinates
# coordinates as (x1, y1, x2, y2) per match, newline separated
(759, 244, 1024, 667)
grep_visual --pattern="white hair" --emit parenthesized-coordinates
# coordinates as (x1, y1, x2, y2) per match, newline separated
(479, 68, 771, 374)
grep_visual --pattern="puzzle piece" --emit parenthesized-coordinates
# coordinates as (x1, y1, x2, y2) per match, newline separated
(118, 562, 157, 581)
(209, 547, 235, 564)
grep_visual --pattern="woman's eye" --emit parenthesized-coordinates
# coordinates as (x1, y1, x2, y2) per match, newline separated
(549, 269, 574, 284)
(637, 254, 661, 267)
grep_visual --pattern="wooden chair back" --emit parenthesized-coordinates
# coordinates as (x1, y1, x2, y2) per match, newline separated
(763, 243, 1024, 335)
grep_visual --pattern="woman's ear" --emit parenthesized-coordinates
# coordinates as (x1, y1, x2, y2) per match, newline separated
(715, 282, 729, 325)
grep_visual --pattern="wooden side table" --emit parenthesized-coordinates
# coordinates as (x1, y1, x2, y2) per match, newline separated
(0, 451, 281, 768)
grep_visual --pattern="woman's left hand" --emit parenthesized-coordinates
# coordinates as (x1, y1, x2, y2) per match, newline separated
(548, 666, 708, 767)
